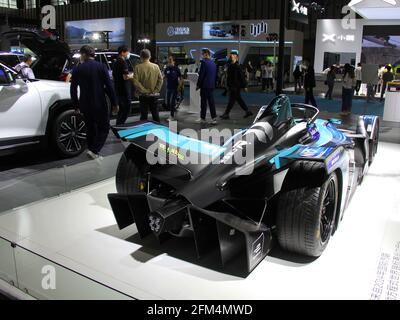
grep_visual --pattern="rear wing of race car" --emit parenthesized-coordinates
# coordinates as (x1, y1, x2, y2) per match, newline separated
(269, 145, 346, 175)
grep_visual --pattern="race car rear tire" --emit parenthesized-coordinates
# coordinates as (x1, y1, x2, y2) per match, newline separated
(52, 110, 87, 158)
(276, 171, 339, 257)
(116, 149, 149, 194)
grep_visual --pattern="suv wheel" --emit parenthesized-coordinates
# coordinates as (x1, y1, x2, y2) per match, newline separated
(53, 110, 87, 158)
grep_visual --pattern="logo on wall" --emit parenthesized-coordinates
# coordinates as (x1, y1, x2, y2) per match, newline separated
(167, 26, 191, 37)
(250, 21, 268, 37)
(292, 0, 309, 16)
(322, 33, 355, 43)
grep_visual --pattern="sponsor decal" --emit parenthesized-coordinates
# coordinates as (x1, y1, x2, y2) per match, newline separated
(251, 234, 265, 264)
(159, 143, 185, 161)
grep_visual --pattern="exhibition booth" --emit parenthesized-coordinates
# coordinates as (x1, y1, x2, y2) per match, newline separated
(314, 18, 400, 74)
(155, 19, 304, 80)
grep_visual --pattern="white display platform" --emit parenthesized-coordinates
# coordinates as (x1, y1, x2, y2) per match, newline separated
(383, 92, 400, 123)
(0, 142, 400, 300)
(186, 73, 201, 114)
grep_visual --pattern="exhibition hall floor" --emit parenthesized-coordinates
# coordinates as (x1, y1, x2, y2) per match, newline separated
(0, 142, 399, 300)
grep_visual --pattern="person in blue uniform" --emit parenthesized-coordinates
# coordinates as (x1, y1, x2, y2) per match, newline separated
(71, 45, 118, 160)
(164, 55, 182, 121)
(196, 49, 218, 125)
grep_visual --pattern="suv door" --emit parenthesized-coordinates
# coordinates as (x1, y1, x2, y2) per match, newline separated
(0, 65, 42, 142)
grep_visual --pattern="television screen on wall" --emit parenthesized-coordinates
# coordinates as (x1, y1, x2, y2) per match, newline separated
(65, 18, 131, 50)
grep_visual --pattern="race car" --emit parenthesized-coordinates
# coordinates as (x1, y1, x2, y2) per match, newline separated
(108, 95, 379, 275)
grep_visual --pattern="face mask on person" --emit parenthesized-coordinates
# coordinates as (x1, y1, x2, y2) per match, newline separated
(126, 53, 131, 60)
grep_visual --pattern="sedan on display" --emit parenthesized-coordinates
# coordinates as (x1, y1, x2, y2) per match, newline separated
(108, 95, 380, 276)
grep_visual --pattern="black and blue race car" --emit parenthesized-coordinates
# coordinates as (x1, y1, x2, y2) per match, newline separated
(108, 95, 379, 275)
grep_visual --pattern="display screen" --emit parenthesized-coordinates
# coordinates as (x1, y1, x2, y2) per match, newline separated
(65, 18, 129, 49)
(362, 25, 400, 67)
(203, 22, 238, 40)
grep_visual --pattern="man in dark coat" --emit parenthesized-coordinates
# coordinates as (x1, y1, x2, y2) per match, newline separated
(71, 45, 118, 160)
(220, 52, 253, 120)
(196, 49, 218, 125)
(303, 59, 317, 107)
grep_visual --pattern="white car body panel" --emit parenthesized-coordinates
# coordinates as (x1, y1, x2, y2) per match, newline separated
(0, 78, 71, 141)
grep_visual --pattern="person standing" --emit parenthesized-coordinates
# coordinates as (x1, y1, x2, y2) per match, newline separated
(113, 45, 133, 126)
(325, 65, 336, 100)
(303, 60, 317, 107)
(164, 55, 182, 121)
(293, 65, 302, 93)
(266, 62, 274, 92)
(261, 61, 268, 92)
(220, 52, 253, 120)
(381, 65, 394, 102)
(132, 49, 163, 122)
(355, 63, 363, 96)
(196, 49, 218, 125)
(71, 45, 118, 160)
(341, 63, 356, 115)
(15, 54, 35, 80)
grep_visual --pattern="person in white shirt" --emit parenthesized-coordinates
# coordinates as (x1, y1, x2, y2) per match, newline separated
(355, 63, 362, 96)
(15, 54, 36, 80)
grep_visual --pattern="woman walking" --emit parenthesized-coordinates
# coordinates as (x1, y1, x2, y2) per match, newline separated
(341, 64, 356, 115)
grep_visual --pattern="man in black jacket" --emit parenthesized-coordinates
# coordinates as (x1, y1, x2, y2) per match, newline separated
(220, 52, 253, 120)
(71, 45, 118, 160)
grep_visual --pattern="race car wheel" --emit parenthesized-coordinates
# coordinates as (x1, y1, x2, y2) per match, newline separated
(116, 150, 150, 194)
(53, 110, 87, 158)
(277, 171, 339, 257)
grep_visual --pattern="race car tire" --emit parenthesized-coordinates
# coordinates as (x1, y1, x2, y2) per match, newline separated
(52, 110, 87, 158)
(116, 149, 149, 194)
(277, 169, 339, 257)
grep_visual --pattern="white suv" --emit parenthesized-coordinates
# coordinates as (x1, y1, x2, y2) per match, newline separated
(0, 61, 86, 157)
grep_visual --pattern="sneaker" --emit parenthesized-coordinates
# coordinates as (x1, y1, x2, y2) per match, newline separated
(87, 151, 103, 161)
(209, 118, 218, 125)
(195, 118, 207, 124)
(220, 113, 230, 120)
(244, 111, 254, 119)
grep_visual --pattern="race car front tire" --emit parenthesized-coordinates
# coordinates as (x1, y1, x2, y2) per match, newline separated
(52, 110, 87, 158)
(276, 171, 339, 257)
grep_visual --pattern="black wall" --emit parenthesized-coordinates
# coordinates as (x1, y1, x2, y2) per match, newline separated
(12, 0, 349, 54)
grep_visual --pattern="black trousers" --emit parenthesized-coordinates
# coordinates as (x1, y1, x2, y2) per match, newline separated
(342, 88, 354, 113)
(139, 96, 160, 122)
(305, 88, 317, 107)
(82, 109, 110, 155)
(262, 78, 273, 90)
(225, 88, 249, 114)
(355, 80, 362, 95)
(116, 95, 131, 126)
(326, 84, 334, 100)
(200, 88, 217, 120)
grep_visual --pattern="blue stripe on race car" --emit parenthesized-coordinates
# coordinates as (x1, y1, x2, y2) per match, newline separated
(118, 122, 164, 139)
(313, 119, 352, 147)
(120, 124, 225, 156)
(269, 145, 303, 169)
